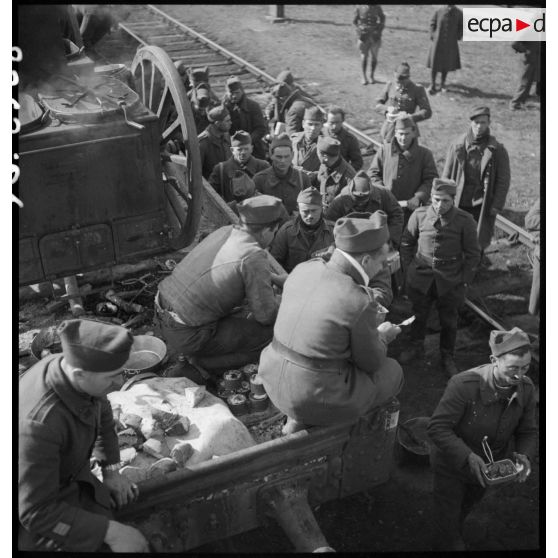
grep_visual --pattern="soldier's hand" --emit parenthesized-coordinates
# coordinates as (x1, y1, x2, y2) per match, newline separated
(406, 196, 421, 211)
(467, 452, 487, 487)
(377, 321, 401, 344)
(513, 452, 532, 482)
(105, 520, 149, 553)
(270, 271, 288, 288)
(103, 470, 140, 508)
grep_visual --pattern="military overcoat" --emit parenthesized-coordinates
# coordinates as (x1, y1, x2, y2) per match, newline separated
(426, 6, 463, 73)
(198, 126, 231, 179)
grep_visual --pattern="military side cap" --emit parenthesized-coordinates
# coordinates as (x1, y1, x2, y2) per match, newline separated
(207, 105, 230, 123)
(469, 105, 491, 120)
(394, 113, 416, 130)
(231, 130, 252, 146)
(394, 62, 411, 78)
(432, 178, 457, 196)
(237, 195, 283, 224)
(226, 76, 243, 90)
(317, 136, 341, 156)
(350, 171, 372, 194)
(270, 132, 292, 152)
(297, 187, 322, 206)
(489, 327, 531, 357)
(272, 82, 291, 98)
(304, 106, 325, 122)
(276, 70, 294, 85)
(58, 319, 133, 372)
(334, 211, 389, 253)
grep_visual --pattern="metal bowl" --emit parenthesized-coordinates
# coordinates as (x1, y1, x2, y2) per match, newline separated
(397, 417, 432, 464)
(124, 335, 167, 375)
(30, 326, 62, 361)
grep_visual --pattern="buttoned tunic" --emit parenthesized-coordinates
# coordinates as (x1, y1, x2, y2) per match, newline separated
(270, 216, 335, 273)
(198, 125, 232, 179)
(291, 132, 321, 173)
(311, 157, 356, 205)
(259, 250, 403, 426)
(428, 364, 537, 482)
(325, 127, 363, 171)
(253, 165, 311, 215)
(19, 355, 119, 551)
(325, 185, 404, 248)
(400, 205, 480, 296)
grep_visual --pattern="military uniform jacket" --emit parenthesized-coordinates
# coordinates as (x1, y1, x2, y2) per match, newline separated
(19, 355, 119, 551)
(198, 125, 232, 179)
(325, 127, 363, 171)
(158, 225, 279, 327)
(326, 184, 404, 247)
(442, 132, 511, 249)
(269, 216, 335, 273)
(222, 93, 267, 145)
(353, 5, 385, 40)
(253, 165, 311, 215)
(208, 155, 270, 202)
(258, 249, 402, 425)
(400, 205, 481, 295)
(291, 132, 322, 173)
(311, 157, 356, 205)
(427, 364, 537, 483)
(369, 139, 439, 203)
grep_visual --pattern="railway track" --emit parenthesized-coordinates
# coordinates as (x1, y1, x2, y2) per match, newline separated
(105, 5, 537, 335)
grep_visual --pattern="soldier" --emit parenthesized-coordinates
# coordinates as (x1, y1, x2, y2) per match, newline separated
(509, 41, 541, 110)
(184, 66, 221, 134)
(291, 106, 326, 173)
(266, 80, 314, 136)
(325, 171, 404, 249)
(399, 179, 481, 376)
(311, 135, 356, 206)
(259, 211, 404, 435)
(442, 106, 511, 250)
(154, 196, 284, 371)
(353, 5, 386, 85)
(428, 327, 536, 550)
(368, 114, 439, 224)
(324, 105, 364, 171)
(19, 320, 148, 552)
(426, 5, 463, 94)
(198, 106, 232, 179)
(254, 133, 311, 215)
(270, 187, 334, 273)
(222, 76, 268, 159)
(525, 199, 540, 316)
(208, 130, 270, 202)
(375, 62, 432, 142)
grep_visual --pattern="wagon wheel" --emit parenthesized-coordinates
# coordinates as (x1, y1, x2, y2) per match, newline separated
(131, 45, 203, 249)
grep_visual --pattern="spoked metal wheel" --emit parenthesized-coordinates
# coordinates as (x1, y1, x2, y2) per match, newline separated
(131, 45, 203, 249)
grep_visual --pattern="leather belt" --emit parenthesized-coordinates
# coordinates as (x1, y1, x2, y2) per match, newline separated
(417, 253, 462, 267)
(271, 338, 346, 372)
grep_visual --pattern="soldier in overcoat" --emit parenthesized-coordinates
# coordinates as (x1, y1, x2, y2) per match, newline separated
(399, 179, 480, 376)
(426, 5, 463, 94)
(291, 106, 325, 173)
(198, 106, 232, 179)
(259, 211, 404, 434)
(19, 320, 147, 552)
(324, 106, 364, 171)
(442, 106, 511, 250)
(427, 328, 537, 550)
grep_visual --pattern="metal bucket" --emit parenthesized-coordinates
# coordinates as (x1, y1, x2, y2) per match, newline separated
(124, 335, 167, 376)
(396, 417, 431, 465)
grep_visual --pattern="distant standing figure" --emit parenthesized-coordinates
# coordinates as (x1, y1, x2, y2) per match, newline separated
(509, 42, 541, 110)
(426, 5, 463, 94)
(353, 5, 386, 85)
(524, 199, 540, 315)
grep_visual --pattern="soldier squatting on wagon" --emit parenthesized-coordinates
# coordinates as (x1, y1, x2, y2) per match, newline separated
(18, 4, 540, 554)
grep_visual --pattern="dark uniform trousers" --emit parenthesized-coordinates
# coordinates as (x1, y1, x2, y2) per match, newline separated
(407, 281, 465, 356)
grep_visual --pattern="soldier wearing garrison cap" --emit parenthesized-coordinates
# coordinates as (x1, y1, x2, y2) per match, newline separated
(222, 76, 267, 159)
(442, 105, 511, 250)
(260, 211, 404, 435)
(291, 106, 326, 174)
(254, 132, 311, 215)
(399, 177, 481, 376)
(155, 195, 284, 371)
(375, 61, 433, 142)
(428, 326, 536, 550)
(326, 171, 403, 247)
(198, 105, 232, 179)
(19, 320, 148, 552)
(310, 135, 356, 206)
(369, 111, 438, 225)
(270, 187, 335, 273)
(208, 129, 270, 204)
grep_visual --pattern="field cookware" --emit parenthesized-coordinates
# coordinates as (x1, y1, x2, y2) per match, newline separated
(124, 335, 167, 376)
(396, 417, 431, 464)
(481, 435, 522, 485)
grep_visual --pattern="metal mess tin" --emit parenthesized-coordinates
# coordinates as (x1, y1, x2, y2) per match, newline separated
(481, 436, 522, 485)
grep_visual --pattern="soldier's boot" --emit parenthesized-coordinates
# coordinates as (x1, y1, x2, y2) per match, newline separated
(370, 60, 377, 84)
(441, 353, 459, 377)
(399, 343, 424, 365)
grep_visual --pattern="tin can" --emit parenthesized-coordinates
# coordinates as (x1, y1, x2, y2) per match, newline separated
(384, 397, 400, 431)
(223, 370, 243, 390)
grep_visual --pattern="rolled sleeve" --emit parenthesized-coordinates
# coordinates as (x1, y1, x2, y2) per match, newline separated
(241, 250, 279, 325)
